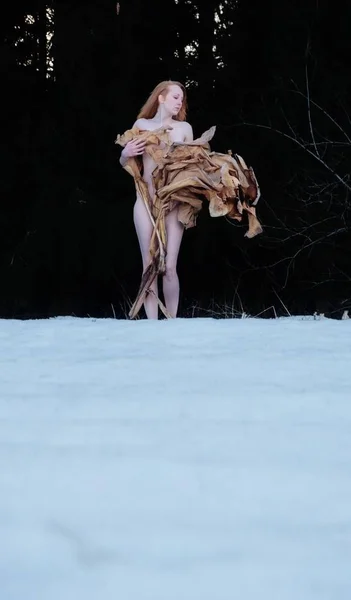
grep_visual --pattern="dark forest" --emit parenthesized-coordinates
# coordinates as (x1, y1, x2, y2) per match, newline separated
(2, 0, 350, 319)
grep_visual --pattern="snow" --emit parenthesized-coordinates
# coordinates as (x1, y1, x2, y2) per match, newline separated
(0, 316, 351, 600)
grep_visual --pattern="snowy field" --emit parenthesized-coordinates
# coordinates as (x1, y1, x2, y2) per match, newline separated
(0, 315, 351, 600)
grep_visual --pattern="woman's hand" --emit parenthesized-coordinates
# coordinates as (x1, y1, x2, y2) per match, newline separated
(122, 138, 146, 158)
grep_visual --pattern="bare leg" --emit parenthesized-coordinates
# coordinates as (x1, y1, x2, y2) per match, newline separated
(133, 196, 158, 319)
(162, 207, 184, 318)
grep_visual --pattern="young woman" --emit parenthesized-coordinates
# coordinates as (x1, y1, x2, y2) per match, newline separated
(117, 80, 262, 320)
(119, 80, 193, 320)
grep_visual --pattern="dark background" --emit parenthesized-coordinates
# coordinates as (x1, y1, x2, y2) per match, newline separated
(1, 0, 350, 319)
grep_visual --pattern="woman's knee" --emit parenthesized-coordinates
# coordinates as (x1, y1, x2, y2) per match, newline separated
(141, 254, 152, 270)
(163, 262, 178, 281)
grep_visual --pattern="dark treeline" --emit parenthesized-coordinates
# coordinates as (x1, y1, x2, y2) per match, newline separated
(1, 0, 350, 318)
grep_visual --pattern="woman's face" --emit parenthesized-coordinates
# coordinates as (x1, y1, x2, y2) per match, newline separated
(161, 84, 184, 116)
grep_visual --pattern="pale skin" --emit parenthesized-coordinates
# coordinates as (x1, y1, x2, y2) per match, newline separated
(120, 84, 193, 319)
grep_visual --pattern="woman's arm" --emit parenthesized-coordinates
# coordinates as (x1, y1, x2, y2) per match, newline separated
(119, 120, 146, 167)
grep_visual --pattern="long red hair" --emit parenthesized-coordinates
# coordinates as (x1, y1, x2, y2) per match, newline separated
(137, 80, 187, 121)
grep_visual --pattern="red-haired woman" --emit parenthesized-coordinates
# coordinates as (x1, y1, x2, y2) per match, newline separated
(119, 81, 193, 320)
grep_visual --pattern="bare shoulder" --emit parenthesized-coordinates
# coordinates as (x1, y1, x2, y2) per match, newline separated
(133, 117, 151, 130)
(179, 120, 194, 141)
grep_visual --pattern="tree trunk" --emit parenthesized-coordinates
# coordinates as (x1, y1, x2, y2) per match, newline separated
(36, 3, 47, 85)
(197, 0, 217, 100)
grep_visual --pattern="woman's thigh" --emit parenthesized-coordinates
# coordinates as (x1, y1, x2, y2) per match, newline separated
(165, 206, 184, 269)
(133, 196, 153, 264)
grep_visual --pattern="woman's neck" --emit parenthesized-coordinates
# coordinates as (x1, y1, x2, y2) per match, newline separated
(153, 108, 174, 127)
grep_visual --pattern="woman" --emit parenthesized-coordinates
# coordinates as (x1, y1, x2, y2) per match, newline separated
(119, 81, 191, 320)
(116, 80, 262, 320)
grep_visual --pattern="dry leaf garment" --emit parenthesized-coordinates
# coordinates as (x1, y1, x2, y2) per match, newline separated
(115, 125, 262, 318)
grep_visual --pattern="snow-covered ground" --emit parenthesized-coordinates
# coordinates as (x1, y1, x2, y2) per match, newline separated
(0, 316, 350, 600)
